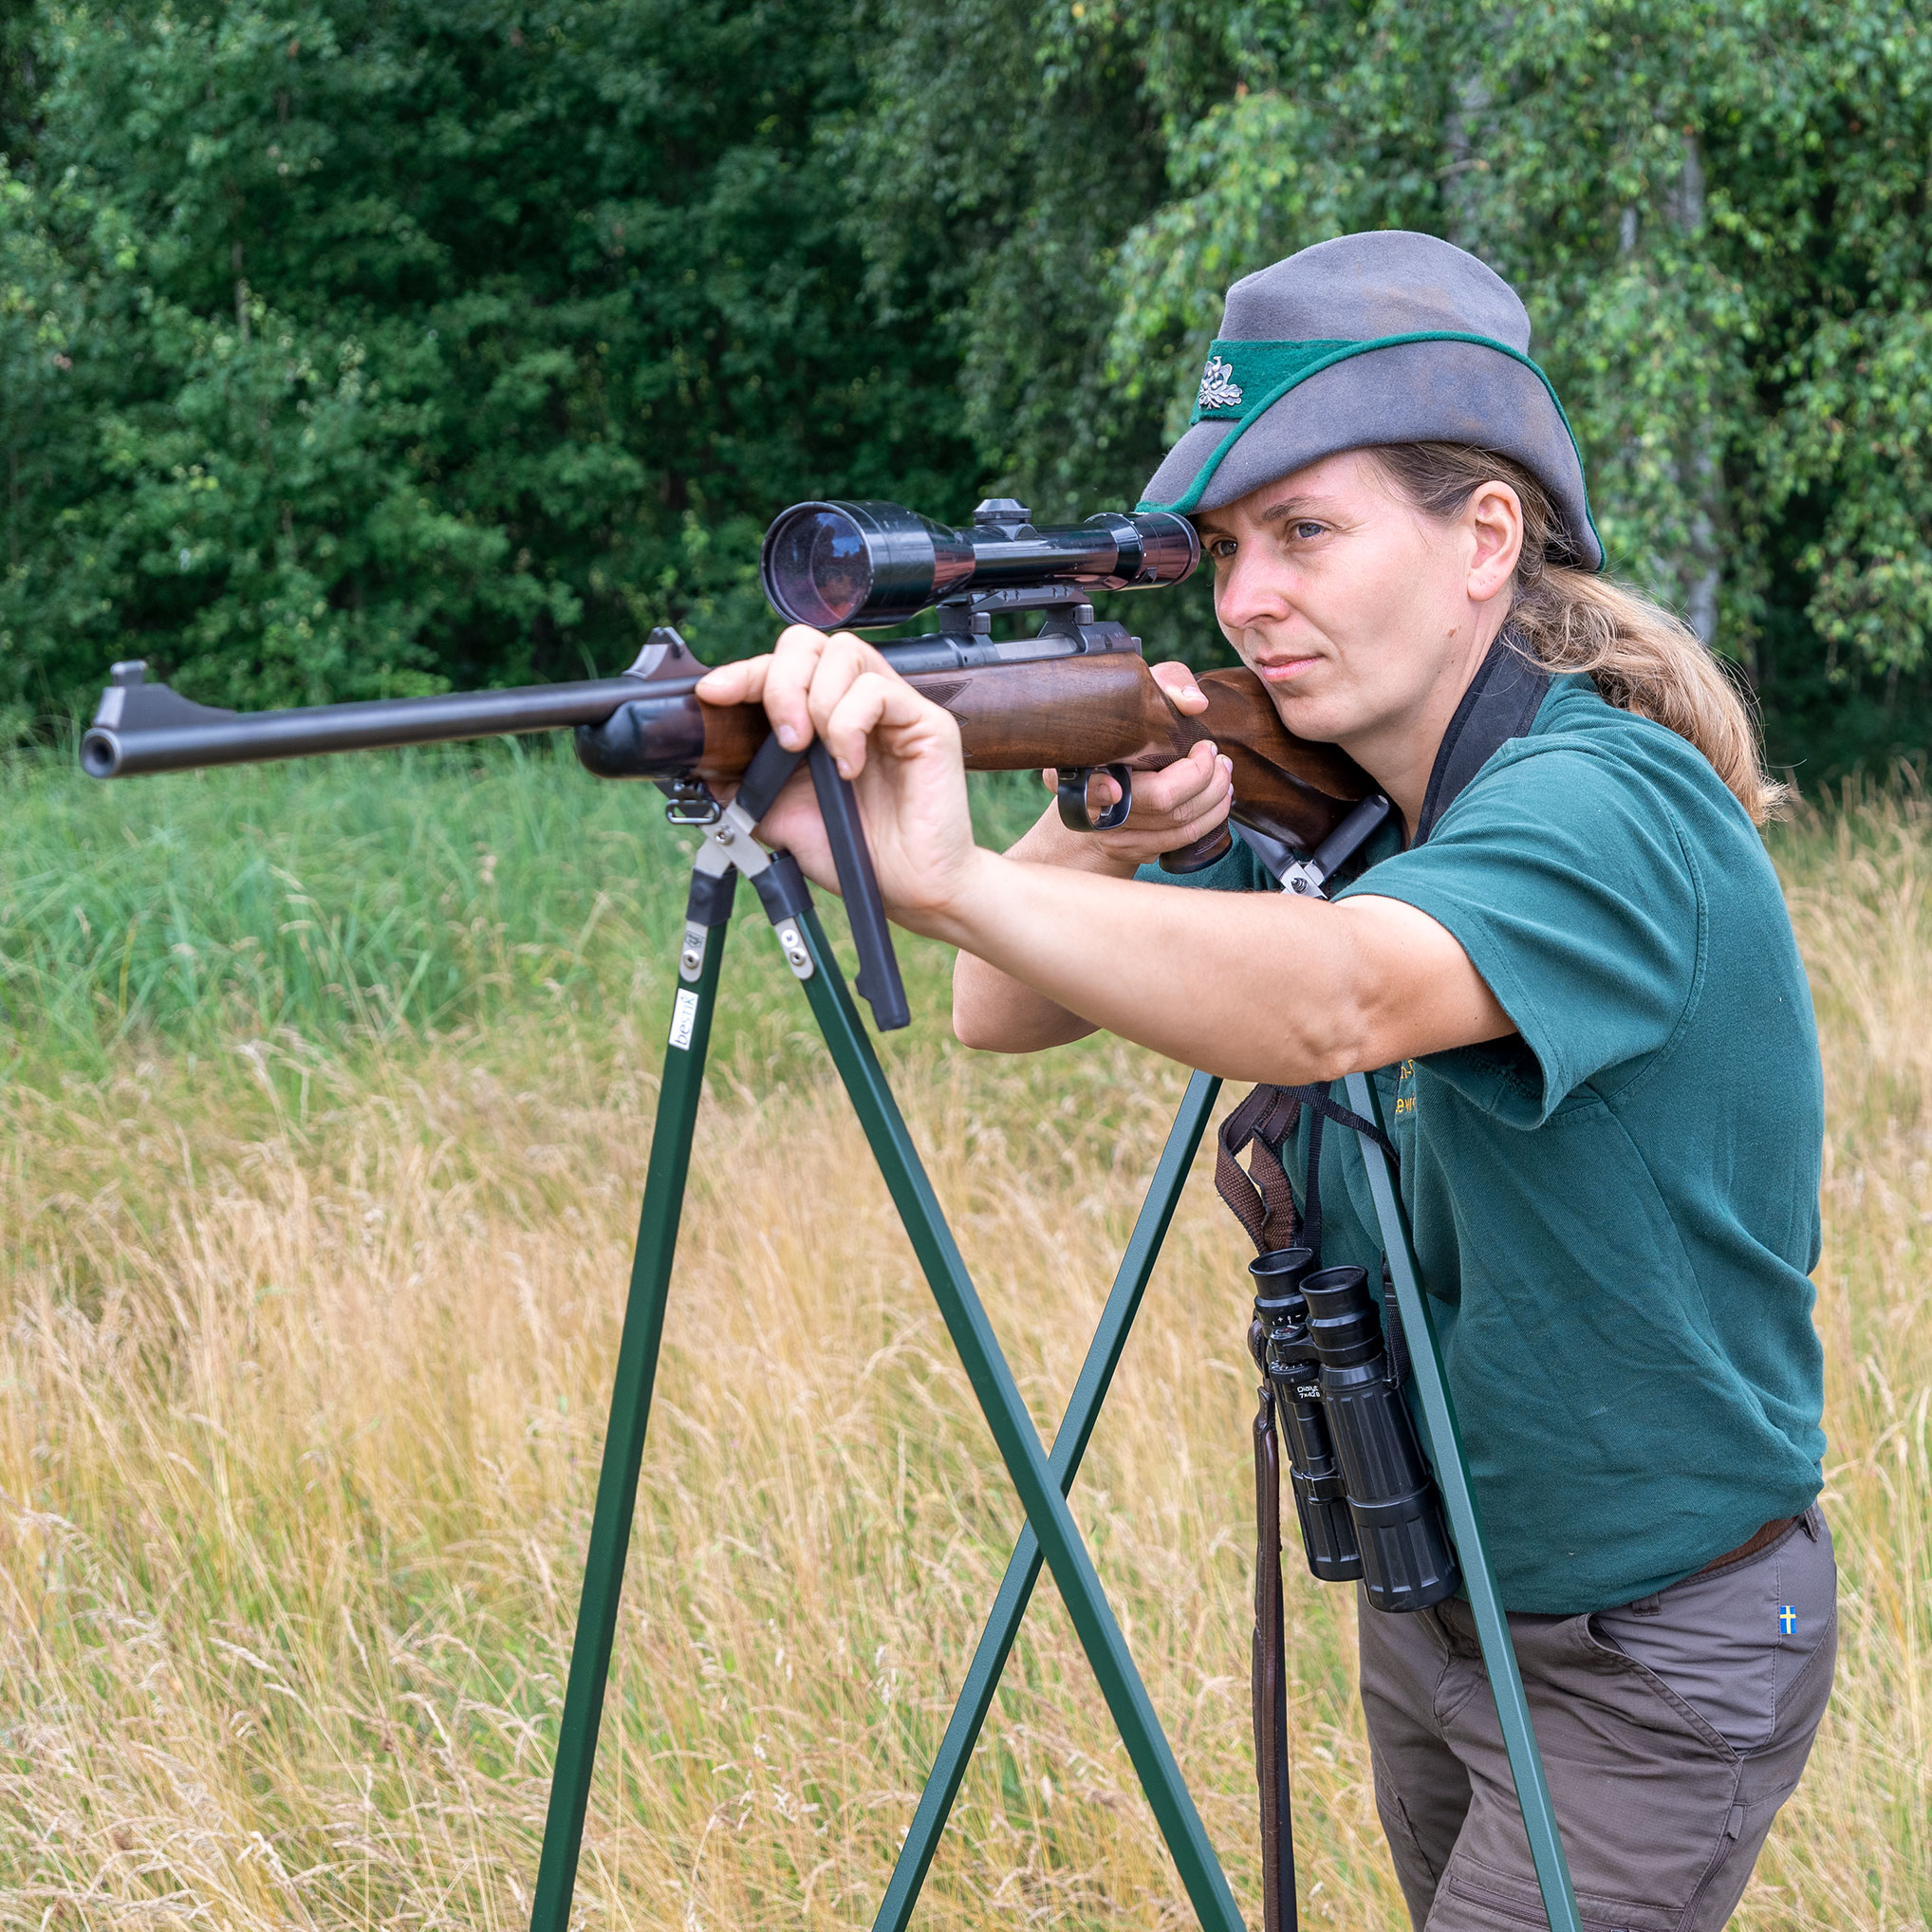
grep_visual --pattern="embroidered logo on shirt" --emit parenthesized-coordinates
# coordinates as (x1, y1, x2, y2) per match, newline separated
(1777, 1605, 1797, 1636)
(1395, 1058, 1418, 1117)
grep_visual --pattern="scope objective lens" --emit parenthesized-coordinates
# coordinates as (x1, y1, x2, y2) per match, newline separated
(764, 507, 873, 629)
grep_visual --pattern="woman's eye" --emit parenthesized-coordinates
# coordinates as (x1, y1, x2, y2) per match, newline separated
(1291, 521, 1326, 542)
(1207, 538, 1237, 563)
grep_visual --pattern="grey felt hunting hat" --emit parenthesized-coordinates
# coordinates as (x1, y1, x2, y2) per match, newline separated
(1138, 231, 1602, 569)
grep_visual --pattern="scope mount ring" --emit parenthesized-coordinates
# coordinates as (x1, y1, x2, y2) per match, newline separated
(1057, 764, 1133, 834)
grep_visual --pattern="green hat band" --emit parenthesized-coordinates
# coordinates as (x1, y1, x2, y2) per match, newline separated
(1150, 329, 1592, 529)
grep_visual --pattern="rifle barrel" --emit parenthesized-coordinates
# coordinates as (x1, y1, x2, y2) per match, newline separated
(78, 629, 1378, 853)
(81, 670, 697, 778)
(80, 623, 1140, 782)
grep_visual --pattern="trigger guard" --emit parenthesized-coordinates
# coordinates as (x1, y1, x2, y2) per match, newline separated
(1056, 764, 1133, 833)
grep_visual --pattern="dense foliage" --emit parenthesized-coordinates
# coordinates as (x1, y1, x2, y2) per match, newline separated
(3, 0, 1930, 775)
(0, 0, 975, 718)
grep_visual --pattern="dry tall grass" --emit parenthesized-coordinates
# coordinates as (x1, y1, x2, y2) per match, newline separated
(2, 797, 1928, 1930)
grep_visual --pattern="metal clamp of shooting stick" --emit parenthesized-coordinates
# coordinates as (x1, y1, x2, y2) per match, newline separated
(694, 728, 910, 1030)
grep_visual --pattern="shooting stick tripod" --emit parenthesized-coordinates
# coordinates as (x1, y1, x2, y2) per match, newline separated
(525, 757, 1586, 1932)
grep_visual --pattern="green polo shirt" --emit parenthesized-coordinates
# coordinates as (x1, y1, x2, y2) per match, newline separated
(1144, 673, 1826, 1613)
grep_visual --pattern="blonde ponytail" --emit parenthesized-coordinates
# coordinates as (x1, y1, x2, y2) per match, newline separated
(1370, 443, 1790, 826)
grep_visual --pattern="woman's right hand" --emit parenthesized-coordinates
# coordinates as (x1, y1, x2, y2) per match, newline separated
(1034, 660, 1234, 874)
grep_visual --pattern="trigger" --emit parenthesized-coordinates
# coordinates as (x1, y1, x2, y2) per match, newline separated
(1056, 765, 1133, 833)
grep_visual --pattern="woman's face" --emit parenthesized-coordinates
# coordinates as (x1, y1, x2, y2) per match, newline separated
(1195, 449, 1521, 757)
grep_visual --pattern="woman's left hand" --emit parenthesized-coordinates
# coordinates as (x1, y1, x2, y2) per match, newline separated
(694, 625, 987, 931)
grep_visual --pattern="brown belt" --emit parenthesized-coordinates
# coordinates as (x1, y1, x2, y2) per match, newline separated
(1697, 1514, 1798, 1576)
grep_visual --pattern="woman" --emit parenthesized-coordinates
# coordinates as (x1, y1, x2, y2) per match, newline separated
(698, 231, 1833, 1929)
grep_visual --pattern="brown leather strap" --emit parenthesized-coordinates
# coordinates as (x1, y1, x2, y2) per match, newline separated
(1696, 1515, 1797, 1576)
(1217, 1082, 1403, 1261)
(1248, 1320, 1296, 1931)
(1217, 1086, 1305, 1253)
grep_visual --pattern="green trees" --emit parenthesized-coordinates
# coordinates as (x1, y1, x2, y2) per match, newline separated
(3, 0, 1930, 773)
(865, 0, 1932, 771)
(0, 0, 973, 721)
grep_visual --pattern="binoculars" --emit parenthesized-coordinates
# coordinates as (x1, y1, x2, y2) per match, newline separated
(1250, 1247, 1459, 1612)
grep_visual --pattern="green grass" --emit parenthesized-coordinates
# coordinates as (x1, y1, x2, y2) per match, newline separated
(0, 742, 1046, 1081)
(0, 755, 1925, 1930)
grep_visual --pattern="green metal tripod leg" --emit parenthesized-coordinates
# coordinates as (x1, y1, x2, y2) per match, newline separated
(870, 1069, 1223, 1932)
(529, 916, 730, 1932)
(792, 906, 1245, 1932)
(1341, 1070, 1582, 1932)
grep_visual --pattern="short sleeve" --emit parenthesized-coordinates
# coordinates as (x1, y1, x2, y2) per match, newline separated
(1335, 745, 1702, 1124)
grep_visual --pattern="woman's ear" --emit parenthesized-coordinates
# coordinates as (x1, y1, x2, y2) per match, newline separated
(1465, 481, 1524, 604)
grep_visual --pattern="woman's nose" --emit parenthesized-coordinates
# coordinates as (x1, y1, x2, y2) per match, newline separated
(1215, 548, 1290, 633)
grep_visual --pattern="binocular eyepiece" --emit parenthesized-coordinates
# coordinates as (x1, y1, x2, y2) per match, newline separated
(760, 497, 1200, 630)
(1250, 1248, 1460, 1614)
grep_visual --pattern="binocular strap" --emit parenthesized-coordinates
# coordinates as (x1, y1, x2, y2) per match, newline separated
(1251, 1362, 1296, 1931)
(1223, 1082, 1401, 1932)
(1216, 1082, 1395, 1260)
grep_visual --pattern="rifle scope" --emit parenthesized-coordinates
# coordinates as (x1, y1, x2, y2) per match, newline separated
(760, 498, 1200, 631)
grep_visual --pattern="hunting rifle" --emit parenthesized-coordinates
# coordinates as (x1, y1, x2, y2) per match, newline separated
(83, 496, 1378, 1027)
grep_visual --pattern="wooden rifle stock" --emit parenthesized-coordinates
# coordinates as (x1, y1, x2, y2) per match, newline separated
(671, 652, 1371, 861)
